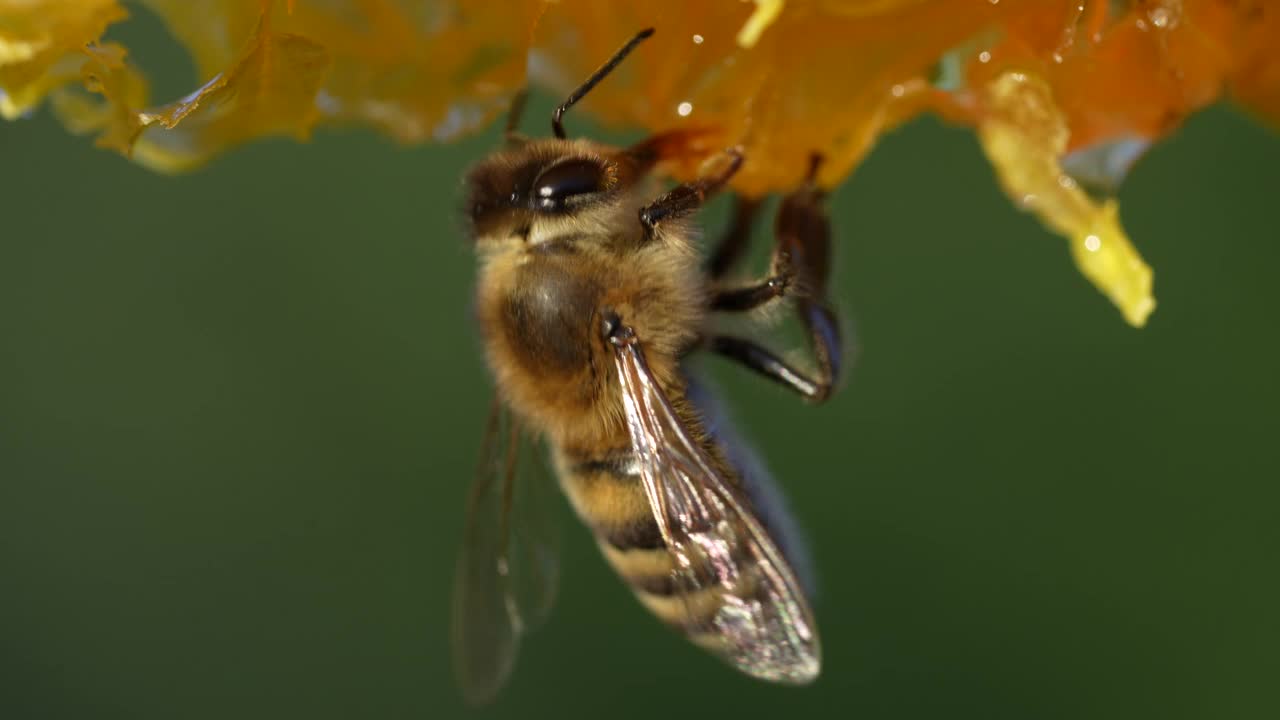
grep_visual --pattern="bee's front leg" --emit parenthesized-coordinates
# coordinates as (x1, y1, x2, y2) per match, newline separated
(638, 147, 743, 239)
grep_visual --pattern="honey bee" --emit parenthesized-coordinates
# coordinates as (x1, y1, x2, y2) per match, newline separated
(452, 28, 842, 703)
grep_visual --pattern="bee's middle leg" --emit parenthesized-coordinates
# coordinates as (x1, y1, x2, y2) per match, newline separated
(707, 153, 843, 403)
(710, 154, 831, 314)
(705, 196, 763, 280)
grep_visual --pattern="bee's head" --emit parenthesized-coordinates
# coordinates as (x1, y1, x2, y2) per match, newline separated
(464, 139, 645, 248)
(463, 28, 660, 251)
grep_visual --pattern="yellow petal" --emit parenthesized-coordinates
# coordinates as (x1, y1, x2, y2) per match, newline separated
(977, 70, 1156, 327)
(1069, 199, 1156, 328)
(50, 14, 329, 173)
(0, 0, 125, 119)
(129, 18, 330, 173)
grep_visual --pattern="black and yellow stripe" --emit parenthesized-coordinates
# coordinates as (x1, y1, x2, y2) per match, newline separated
(554, 447, 764, 635)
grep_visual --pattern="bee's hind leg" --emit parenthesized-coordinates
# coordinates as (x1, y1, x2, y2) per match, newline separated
(707, 335, 832, 403)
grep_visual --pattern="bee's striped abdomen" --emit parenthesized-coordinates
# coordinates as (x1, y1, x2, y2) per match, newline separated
(557, 451, 662, 550)
(554, 447, 757, 634)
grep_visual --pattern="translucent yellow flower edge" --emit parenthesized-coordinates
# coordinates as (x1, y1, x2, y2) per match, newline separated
(978, 71, 1155, 328)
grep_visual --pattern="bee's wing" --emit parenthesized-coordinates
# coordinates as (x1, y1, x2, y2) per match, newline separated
(611, 334, 821, 683)
(451, 399, 561, 705)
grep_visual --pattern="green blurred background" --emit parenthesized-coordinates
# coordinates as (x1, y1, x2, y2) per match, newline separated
(3, 12, 1279, 719)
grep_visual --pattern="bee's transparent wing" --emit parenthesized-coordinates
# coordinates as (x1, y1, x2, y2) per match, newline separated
(612, 332, 821, 683)
(451, 399, 561, 705)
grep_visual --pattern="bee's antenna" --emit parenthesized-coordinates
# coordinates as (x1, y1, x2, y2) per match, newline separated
(552, 27, 655, 140)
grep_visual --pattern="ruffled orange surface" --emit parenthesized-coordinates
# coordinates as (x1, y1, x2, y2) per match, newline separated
(2, 0, 1278, 325)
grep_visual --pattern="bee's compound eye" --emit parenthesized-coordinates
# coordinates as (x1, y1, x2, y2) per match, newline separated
(533, 159, 603, 210)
